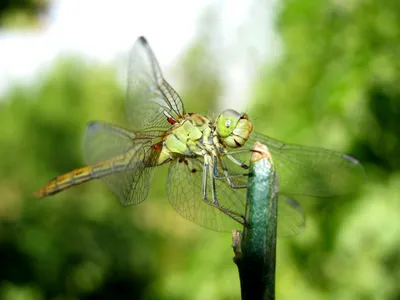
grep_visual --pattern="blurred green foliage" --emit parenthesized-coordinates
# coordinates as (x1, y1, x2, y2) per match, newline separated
(0, 0, 49, 28)
(1, 0, 400, 299)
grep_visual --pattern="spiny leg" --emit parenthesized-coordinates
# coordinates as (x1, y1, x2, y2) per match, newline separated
(201, 155, 245, 224)
(213, 155, 248, 189)
(208, 162, 245, 224)
(201, 155, 223, 207)
(213, 148, 253, 188)
(219, 147, 253, 169)
(201, 156, 211, 203)
(222, 148, 253, 170)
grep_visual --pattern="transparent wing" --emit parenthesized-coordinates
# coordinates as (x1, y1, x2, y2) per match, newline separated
(166, 157, 243, 231)
(84, 121, 135, 161)
(218, 154, 305, 236)
(245, 132, 366, 198)
(166, 155, 305, 236)
(126, 36, 185, 130)
(277, 196, 305, 237)
(83, 121, 162, 205)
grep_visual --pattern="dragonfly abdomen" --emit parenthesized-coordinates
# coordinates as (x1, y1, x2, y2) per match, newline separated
(33, 160, 120, 198)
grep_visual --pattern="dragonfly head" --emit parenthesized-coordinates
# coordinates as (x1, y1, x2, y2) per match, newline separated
(216, 109, 253, 148)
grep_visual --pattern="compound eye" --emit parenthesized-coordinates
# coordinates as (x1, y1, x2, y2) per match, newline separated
(216, 109, 241, 138)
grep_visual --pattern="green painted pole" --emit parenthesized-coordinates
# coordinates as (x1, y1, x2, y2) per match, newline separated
(233, 142, 278, 300)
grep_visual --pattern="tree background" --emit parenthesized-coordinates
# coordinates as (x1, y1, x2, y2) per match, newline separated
(0, 0, 399, 299)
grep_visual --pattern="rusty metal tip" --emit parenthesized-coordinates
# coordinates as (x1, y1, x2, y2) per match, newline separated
(251, 141, 271, 162)
(251, 142, 271, 162)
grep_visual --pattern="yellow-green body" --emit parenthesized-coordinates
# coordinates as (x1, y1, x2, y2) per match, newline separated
(158, 112, 253, 165)
(35, 110, 254, 198)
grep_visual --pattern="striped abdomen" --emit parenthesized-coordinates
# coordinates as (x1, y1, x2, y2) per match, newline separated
(33, 155, 128, 198)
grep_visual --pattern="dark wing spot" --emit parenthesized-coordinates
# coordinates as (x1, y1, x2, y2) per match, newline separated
(342, 154, 360, 165)
(86, 121, 100, 131)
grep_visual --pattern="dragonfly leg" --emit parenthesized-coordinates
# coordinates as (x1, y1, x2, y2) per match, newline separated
(213, 155, 248, 189)
(223, 148, 253, 170)
(201, 156, 212, 203)
(201, 155, 221, 206)
(201, 155, 245, 225)
(213, 147, 254, 188)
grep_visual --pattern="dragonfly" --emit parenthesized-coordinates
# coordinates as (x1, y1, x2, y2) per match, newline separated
(34, 36, 365, 236)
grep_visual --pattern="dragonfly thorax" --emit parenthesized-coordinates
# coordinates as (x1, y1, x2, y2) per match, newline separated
(157, 110, 253, 165)
(158, 114, 212, 163)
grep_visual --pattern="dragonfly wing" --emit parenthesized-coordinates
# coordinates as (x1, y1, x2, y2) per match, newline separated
(247, 132, 366, 198)
(166, 154, 305, 234)
(277, 196, 305, 237)
(166, 157, 246, 231)
(84, 121, 162, 205)
(99, 157, 156, 206)
(84, 121, 135, 162)
(218, 153, 305, 236)
(126, 36, 185, 130)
